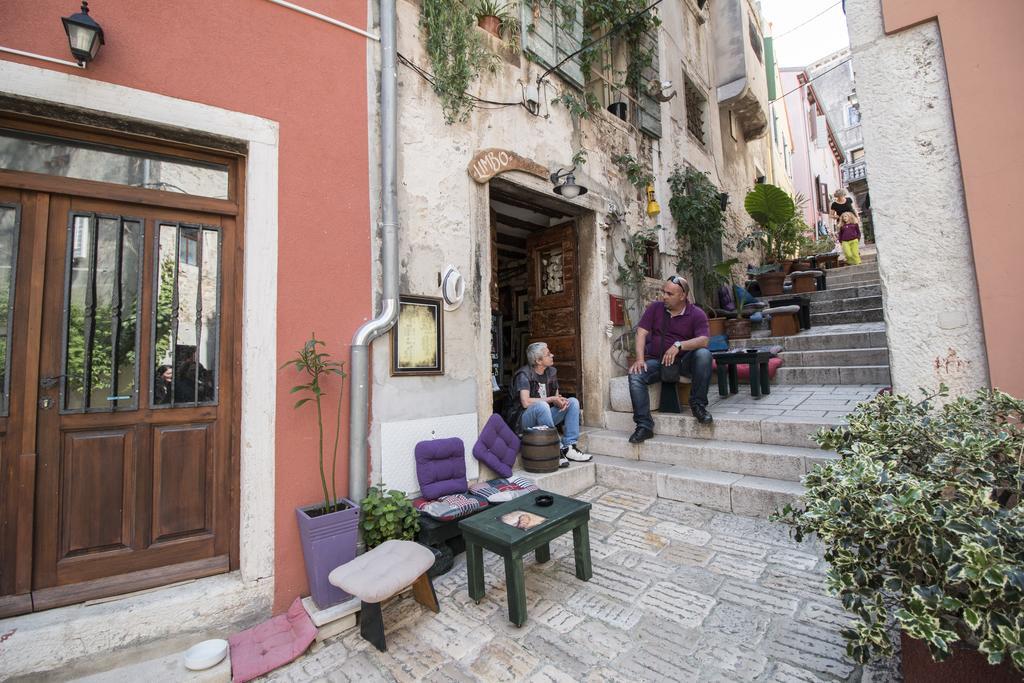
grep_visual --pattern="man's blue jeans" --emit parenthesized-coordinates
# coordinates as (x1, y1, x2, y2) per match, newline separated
(520, 397, 580, 447)
(628, 349, 713, 430)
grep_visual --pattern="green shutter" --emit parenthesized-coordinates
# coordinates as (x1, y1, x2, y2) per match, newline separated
(636, 28, 662, 139)
(765, 37, 777, 100)
(521, 1, 585, 90)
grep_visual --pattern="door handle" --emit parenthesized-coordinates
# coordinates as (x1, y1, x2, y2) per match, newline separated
(40, 375, 65, 389)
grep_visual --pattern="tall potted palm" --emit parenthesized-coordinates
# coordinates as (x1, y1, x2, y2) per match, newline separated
(738, 184, 800, 295)
(282, 334, 360, 609)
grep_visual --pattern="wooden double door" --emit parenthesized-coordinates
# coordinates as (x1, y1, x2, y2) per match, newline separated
(0, 187, 238, 617)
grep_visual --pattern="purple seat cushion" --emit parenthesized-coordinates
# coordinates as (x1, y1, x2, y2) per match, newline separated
(472, 413, 521, 478)
(415, 437, 467, 500)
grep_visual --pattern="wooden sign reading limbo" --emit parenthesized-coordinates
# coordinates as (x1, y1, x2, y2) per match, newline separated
(467, 148, 549, 184)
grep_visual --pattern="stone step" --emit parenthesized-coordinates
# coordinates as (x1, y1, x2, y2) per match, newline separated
(581, 429, 835, 482)
(775, 365, 891, 385)
(810, 308, 884, 326)
(764, 282, 880, 303)
(824, 273, 880, 288)
(517, 460, 597, 497)
(603, 409, 844, 449)
(780, 347, 889, 367)
(731, 325, 888, 352)
(592, 455, 805, 519)
(810, 295, 883, 314)
(828, 262, 878, 277)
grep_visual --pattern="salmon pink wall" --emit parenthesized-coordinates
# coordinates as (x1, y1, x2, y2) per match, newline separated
(881, 0, 1024, 397)
(1, 0, 372, 613)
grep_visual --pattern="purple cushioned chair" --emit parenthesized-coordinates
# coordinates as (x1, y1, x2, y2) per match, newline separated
(415, 437, 468, 500)
(472, 413, 521, 478)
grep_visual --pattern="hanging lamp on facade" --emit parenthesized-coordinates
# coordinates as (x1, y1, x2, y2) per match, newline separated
(645, 184, 661, 216)
(62, 1, 105, 65)
(549, 167, 588, 199)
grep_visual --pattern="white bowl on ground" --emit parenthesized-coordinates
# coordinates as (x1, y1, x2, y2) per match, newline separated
(183, 639, 229, 671)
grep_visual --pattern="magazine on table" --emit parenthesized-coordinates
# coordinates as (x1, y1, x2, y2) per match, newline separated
(500, 511, 546, 530)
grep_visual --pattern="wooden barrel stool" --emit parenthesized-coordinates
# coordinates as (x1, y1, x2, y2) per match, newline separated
(520, 427, 560, 473)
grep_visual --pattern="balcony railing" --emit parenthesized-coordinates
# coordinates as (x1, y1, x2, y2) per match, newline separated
(842, 159, 867, 183)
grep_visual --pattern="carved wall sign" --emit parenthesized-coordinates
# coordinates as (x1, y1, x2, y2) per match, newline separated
(467, 148, 549, 184)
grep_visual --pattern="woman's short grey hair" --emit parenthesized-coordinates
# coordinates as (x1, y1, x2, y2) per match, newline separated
(526, 342, 548, 366)
(834, 188, 847, 199)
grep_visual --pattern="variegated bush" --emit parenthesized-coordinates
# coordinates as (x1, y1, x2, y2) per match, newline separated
(778, 387, 1024, 671)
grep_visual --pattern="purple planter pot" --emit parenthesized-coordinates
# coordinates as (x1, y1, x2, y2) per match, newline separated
(295, 498, 360, 610)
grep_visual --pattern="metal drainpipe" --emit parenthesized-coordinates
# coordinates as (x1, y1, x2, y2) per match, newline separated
(349, 0, 398, 504)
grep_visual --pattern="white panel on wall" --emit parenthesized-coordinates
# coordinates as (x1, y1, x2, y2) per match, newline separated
(379, 413, 480, 495)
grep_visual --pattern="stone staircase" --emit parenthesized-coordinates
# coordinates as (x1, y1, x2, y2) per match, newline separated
(751, 255, 891, 386)
(576, 251, 889, 520)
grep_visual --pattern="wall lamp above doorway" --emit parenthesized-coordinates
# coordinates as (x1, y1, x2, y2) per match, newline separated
(62, 1, 105, 66)
(549, 167, 588, 199)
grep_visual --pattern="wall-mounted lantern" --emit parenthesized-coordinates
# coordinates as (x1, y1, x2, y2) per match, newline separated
(550, 168, 588, 199)
(62, 2, 105, 66)
(645, 185, 661, 217)
(719, 192, 730, 212)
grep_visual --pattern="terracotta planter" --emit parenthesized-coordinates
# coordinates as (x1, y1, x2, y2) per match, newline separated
(901, 633, 1022, 683)
(781, 259, 795, 275)
(708, 317, 726, 336)
(756, 271, 786, 296)
(477, 15, 501, 37)
(724, 317, 751, 340)
(296, 499, 360, 609)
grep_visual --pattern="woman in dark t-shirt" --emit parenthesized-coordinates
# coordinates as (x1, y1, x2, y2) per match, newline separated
(830, 189, 856, 225)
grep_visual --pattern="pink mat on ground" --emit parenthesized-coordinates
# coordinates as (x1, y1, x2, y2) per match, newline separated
(712, 356, 784, 381)
(227, 597, 317, 683)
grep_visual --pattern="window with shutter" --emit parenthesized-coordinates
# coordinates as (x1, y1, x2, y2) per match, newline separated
(635, 27, 662, 139)
(521, 1, 585, 90)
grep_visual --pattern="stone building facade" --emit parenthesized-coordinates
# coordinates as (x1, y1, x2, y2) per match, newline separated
(367, 0, 773, 495)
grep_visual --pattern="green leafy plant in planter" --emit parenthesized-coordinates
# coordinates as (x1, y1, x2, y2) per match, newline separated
(281, 333, 348, 516)
(737, 183, 800, 270)
(668, 166, 725, 304)
(776, 387, 1024, 673)
(360, 486, 421, 549)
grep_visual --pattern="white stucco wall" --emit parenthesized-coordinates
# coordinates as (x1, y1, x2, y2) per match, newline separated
(846, 0, 989, 394)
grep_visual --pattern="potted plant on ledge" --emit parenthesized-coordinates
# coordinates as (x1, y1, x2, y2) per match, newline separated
(283, 334, 360, 610)
(739, 184, 802, 296)
(777, 387, 1024, 681)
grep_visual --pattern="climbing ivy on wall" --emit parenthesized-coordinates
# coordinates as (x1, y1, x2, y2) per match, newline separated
(420, 0, 501, 124)
(668, 166, 725, 304)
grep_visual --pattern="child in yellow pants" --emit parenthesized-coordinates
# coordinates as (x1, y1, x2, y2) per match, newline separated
(838, 212, 861, 265)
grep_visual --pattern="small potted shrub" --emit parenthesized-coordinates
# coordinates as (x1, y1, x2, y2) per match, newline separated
(777, 387, 1024, 681)
(282, 334, 360, 609)
(474, 0, 509, 37)
(360, 486, 420, 549)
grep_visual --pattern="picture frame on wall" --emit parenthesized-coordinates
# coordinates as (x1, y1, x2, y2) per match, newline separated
(391, 295, 444, 375)
(516, 292, 530, 323)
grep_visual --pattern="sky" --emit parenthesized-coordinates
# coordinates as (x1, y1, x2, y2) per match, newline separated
(760, 0, 851, 68)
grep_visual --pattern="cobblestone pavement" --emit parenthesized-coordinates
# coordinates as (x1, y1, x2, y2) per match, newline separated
(261, 486, 901, 682)
(707, 384, 887, 420)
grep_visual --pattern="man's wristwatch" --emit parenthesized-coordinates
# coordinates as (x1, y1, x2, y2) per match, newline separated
(673, 341, 683, 350)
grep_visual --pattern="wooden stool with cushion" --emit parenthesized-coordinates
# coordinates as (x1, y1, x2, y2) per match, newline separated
(789, 270, 822, 294)
(328, 539, 439, 652)
(768, 304, 802, 337)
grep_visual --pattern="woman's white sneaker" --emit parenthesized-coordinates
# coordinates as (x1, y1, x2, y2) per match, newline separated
(561, 444, 592, 462)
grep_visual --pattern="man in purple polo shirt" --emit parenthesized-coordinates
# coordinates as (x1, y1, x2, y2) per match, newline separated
(628, 275, 713, 443)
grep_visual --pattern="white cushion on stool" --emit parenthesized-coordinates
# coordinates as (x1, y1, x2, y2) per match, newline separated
(767, 305, 801, 315)
(328, 539, 434, 603)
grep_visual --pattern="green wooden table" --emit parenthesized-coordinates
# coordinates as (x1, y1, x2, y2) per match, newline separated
(458, 490, 592, 626)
